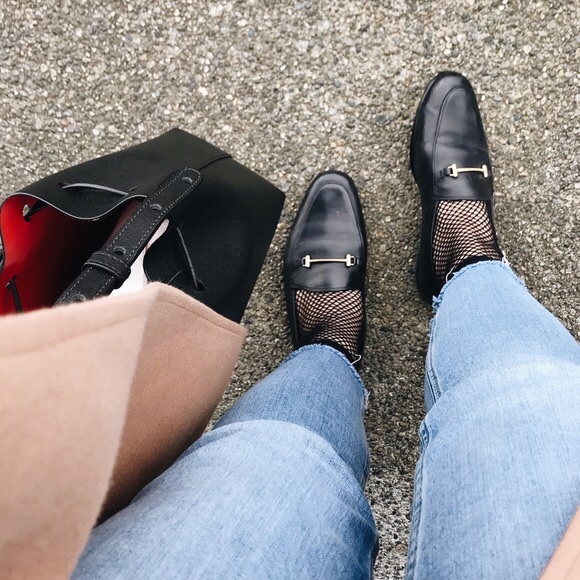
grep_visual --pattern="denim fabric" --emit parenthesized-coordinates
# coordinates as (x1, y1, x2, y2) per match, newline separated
(74, 260, 579, 579)
(73, 345, 378, 579)
(406, 261, 580, 579)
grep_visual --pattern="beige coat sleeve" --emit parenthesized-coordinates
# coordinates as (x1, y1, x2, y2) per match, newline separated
(0, 282, 245, 579)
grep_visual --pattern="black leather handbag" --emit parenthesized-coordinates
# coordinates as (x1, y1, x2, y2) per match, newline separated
(0, 129, 284, 322)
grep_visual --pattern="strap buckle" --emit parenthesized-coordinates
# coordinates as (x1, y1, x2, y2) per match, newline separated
(447, 163, 489, 178)
(301, 254, 357, 268)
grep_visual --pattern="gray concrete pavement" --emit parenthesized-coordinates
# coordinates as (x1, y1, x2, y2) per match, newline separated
(1, 1, 578, 577)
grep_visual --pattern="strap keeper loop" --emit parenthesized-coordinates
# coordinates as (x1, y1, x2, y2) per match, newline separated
(83, 251, 132, 288)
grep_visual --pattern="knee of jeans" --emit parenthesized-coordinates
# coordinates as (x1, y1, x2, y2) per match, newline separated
(425, 357, 580, 435)
(186, 418, 371, 488)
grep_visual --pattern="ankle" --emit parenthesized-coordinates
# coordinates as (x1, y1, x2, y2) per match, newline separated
(295, 289, 364, 363)
(433, 200, 502, 284)
(315, 340, 360, 365)
(446, 255, 502, 281)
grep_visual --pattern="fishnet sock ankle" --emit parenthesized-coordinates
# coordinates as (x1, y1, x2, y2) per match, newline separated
(433, 200, 502, 283)
(295, 290, 363, 360)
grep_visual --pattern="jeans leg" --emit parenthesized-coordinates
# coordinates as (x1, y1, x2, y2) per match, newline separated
(73, 345, 378, 580)
(407, 261, 580, 579)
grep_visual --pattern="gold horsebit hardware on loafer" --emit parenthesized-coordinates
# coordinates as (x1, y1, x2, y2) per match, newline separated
(301, 254, 357, 268)
(447, 163, 489, 178)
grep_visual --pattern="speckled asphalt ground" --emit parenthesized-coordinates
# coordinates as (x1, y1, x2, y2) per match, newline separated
(1, 1, 578, 577)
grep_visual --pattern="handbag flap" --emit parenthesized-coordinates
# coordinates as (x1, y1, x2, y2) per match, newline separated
(8, 129, 230, 220)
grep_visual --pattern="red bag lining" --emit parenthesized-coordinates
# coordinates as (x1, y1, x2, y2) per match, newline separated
(0, 195, 123, 314)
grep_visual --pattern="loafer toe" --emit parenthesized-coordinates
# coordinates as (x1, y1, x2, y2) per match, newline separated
(411, 71, 493, 201)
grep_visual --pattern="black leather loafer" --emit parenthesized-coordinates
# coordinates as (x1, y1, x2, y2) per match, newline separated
(283, 171, 367, 364)
(410, 71, 499, 300)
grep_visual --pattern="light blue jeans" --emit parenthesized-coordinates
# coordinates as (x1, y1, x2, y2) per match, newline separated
(406, 261, 580, 579)
(74, 261, 579, 579)
(74, 344, 378, 579)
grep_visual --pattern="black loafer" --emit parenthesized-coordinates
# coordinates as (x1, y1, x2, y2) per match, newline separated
(283, 171, 367, 364)
(410, 71, 499, 300)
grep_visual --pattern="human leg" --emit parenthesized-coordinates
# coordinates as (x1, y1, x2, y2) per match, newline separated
(74, 171, 377, 579)
(407, 261, 580, 578)
(408, 72, 580, 578)
(73, 345, 378, 579)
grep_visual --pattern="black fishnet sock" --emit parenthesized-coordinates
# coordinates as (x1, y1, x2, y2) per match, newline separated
(433, 200, 503, 283)
(295, 289, 364, 361)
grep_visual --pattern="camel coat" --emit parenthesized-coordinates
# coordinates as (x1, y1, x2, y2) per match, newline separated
(0, 282, 245, 578)
(0, 282, 576, 578)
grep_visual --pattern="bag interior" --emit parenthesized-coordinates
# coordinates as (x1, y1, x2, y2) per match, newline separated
(0, 194, 124, 314)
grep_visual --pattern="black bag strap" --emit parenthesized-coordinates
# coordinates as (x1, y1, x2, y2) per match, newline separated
(55, 168, 202, 306)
